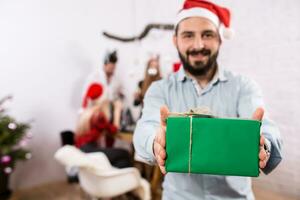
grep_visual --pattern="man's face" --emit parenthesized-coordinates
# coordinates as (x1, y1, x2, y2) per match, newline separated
(103, 63, 116, 77)
(173, 17, 221, 76)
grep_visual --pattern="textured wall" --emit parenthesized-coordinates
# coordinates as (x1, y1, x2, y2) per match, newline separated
(217, 0, 300, 198)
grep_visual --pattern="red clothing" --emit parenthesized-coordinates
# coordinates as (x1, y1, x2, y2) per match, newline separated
(75, 111, 118, 148)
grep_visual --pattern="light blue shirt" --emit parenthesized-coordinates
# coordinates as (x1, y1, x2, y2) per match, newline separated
(133, 66, 282, 200)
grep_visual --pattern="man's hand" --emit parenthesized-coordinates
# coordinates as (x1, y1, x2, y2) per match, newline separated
(252, 107, 270, 169)
(153, 106, 169, 174)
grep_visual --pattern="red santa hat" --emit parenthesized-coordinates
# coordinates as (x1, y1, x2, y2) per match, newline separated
(175, 0, 234, 40)
(82, 83, 103, 108)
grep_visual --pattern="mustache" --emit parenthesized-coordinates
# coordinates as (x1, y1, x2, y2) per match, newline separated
(187, 49, 211, 56)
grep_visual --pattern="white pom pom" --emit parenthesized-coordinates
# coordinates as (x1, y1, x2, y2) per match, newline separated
(223, 28, 234, 39)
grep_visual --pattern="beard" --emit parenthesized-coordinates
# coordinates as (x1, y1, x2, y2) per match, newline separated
(178, 48, 218, 76)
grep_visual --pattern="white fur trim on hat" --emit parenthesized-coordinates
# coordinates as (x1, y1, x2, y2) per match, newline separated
(176, 7, 220, 29)
(219, 23, 234, 40)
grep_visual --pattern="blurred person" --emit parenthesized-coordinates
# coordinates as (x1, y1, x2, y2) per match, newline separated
(83, 49, 135, 130)
(84, 50, 124, 102)
(133, 56, 162, 107)
(133, 56, 163, 180)
(75, 83, 132, 168)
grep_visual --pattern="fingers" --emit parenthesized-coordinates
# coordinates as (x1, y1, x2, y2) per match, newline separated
(156, 147, 166, 165)
(160, 105, 170, 126)
(154, 142, 166, 174)
(259, 135, 267, 169)
(259, 146, 267, 160)
(259, 159, 267, 169)
(260, 135, 265, 146)
(156, 126, 166, 148)
(254, 109, 267, 170)
(154, 130, 167, 174)
(252, 107, 264, 121)
(153, 105, 169, 174)
(259, 145, 268, 169)
(159, 165, 166, 174)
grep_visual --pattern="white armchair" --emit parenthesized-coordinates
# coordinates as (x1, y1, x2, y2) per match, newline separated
(54, 145, 150, 200)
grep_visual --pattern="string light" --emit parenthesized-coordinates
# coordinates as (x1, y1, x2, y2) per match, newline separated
(8, 122, 17, 130)
(25, 153, 32, 160)
(4, 167, 12, 174)
(1, 155, 11, 164)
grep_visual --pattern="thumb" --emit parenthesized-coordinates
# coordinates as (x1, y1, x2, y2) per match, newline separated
(160, 105, 170, 126)
(252, 107, 264, 121)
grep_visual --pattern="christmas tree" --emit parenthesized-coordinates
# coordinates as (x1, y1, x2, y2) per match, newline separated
(0, 95, 32, 178)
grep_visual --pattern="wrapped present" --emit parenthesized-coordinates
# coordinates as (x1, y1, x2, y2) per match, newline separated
(165, 111, 261, 177)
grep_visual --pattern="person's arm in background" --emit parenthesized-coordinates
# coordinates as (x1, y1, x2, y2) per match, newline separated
(112, 99, 123, 129)
(133, 81, 166, 164)
(237, 77, 283, 174)
(100, 99, 123, 134)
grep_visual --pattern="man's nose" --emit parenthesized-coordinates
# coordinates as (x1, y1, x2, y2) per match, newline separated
(192, 36, 205, 49)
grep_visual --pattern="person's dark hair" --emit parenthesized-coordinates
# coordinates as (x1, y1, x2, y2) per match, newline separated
(104, 50, 118, 64)
(174, 25, 179, 36)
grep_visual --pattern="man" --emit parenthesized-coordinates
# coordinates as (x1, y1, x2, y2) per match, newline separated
(133, 0, 282, 199)
(84, 50, 124, 104)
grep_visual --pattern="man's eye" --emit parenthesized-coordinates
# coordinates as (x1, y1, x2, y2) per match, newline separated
(202, 32, 215, 39)
(183, 34, 193, 38)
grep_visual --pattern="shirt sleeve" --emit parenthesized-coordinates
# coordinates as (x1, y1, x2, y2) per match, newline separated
(237, 77, 283, 174)
(133, 81, 166, 164)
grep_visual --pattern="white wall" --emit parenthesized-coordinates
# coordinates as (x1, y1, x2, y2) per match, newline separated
(219, 1, 300, 197)
(0, 0, 299, 198)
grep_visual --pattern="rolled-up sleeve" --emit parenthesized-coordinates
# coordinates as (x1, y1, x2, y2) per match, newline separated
(133, 81, 166, 164)
(237, 77, 283, 174)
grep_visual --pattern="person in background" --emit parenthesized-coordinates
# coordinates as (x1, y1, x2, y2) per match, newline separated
(134, 56, 162, 108)
(133, 56, 163, 181)
(85, 49, 137, 133)
(85, 50, 124, 102)
(75, 83, 132, 168)
(133, 0, 282, 199)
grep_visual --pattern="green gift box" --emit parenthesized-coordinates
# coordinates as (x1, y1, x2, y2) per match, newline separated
(165, 114, 261, 177)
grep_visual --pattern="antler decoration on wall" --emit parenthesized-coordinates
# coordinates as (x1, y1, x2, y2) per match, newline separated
(102, 23, 174, 42)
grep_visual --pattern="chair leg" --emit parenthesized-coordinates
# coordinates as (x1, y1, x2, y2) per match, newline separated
(150, 166, 162, 199)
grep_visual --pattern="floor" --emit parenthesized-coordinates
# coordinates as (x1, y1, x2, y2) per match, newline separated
(8, 181, 299, 200)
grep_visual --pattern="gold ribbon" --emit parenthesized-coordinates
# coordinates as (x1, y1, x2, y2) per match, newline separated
(168, 107, 213, 117)
(189, 115, 193, 174)
(169, 107, 214, 174)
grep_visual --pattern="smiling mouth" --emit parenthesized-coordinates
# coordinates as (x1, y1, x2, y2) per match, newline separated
(189, 53, 207, 61)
